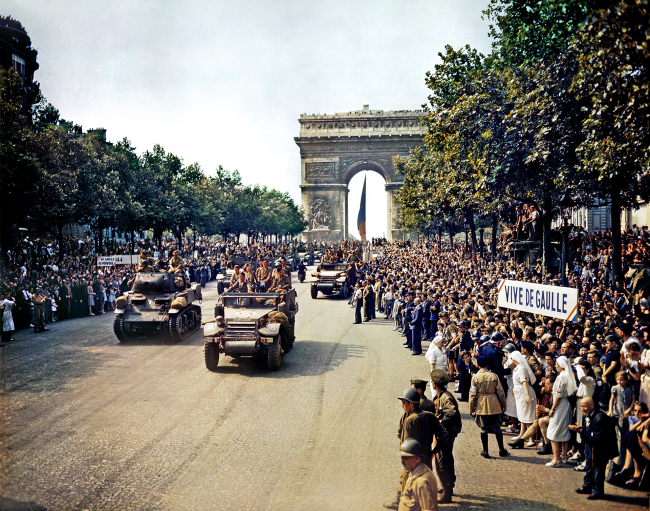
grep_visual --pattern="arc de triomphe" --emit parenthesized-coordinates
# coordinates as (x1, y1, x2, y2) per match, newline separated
(295, 107, 426, 242)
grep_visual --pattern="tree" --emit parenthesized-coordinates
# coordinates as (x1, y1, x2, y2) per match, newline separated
(0, 68, 42, 269)
(570, 0, 650, 284)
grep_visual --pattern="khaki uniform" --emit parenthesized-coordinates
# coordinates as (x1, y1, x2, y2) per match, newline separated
(32, 292, 47, 332)
(137, 258, 154, 273)
(469, 368, 507, 415)
(432, 389, 461, 500)
(256, 265, 272, 283)
(270, 274, 291, 291)
(398, 463, 438, 511)
(169, 255, 184, 274)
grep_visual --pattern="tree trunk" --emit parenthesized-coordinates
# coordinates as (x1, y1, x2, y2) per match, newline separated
(97, 219, 104, 256)
(491, 214, 498, 255)
(130, 230, 135, 254)
(610, 185, 623, 288)
(57, 223, 65, 262)
(449, 225, 454, 249)
(542, 194, 553, 275)
(468, 211, 477, 248)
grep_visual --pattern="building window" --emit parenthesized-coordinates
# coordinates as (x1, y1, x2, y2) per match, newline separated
(12, 54, 26, 75)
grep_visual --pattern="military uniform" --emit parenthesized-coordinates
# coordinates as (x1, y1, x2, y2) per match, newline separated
(32, 291, 48, 332)
(398, 463, 439, 511)
(169, 254, 184, 274)
(269, 273, 291, 292)
(256, 265, 272, 289)
(432, 389, 461, 502)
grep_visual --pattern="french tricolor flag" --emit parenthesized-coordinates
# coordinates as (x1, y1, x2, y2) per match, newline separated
(357, 175, 367, 241)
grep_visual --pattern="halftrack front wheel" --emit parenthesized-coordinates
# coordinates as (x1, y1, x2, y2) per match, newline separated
(310, 286, 318, 299)
(267, 337, 282, 371)
(113, 314, 127, 342)
(204, 340, 220, 371)
(339, 282, 348, 299)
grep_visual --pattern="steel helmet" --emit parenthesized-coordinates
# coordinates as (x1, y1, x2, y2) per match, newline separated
(491, 332, 504, 342)
(472, 329, 481, 340)
(479, 335, 491, 345)
(274, 259, 282, 268)
(503, 343, 517, 353)
(398, 388, 420, 404)
(399, 438, 425, 457)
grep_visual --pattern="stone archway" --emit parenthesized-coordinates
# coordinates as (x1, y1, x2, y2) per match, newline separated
(295, 107, 426, 242)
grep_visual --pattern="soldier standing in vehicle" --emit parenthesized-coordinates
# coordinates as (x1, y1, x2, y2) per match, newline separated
(256, 259, 273, 291)
(226, 273, 253, 294)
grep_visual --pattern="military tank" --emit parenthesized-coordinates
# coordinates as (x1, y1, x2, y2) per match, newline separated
(113, 271, 202, 342)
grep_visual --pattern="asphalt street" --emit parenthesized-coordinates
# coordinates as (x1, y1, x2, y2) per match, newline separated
(0, 271, 648, 511)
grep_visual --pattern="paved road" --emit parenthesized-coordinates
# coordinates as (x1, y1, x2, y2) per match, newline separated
(0, 272, 648, 511)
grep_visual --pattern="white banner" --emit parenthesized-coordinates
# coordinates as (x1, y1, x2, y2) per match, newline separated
(497, 279, 579, 322)
(97, 255, 141, 266)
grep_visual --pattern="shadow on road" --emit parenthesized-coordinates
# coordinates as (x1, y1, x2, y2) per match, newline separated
(0, 495, 51, 511)
(453, 492, 648, 510)
(209, 340, 368, 379)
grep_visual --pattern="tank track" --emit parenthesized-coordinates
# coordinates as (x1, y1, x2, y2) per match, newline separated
(169, 304, 202, 342)
(113, 314, 127, 342)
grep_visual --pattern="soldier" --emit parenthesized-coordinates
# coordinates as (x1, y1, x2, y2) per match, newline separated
(383, 388, 448, 510)
(137, 251, 154, 273)
(269, 267, 291, 292)
(430, 369, 462, 504)
(411, 379, 436, 413)
(396, 438, 439, 511)
(256, 259, 273, 291)
(226, 272, 253, 294)
(32, 287, 49, 333)
(469, 356, 509, 458)
(169, 250, 184, 274)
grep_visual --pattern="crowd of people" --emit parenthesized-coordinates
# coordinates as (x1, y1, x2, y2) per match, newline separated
(3, 226, 650, 508)
(335, 228, 650, 508)
(0, 234, 319, 343)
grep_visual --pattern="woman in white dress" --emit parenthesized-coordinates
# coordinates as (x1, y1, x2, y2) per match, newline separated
(502, 344, 519, 433)
(545, 355, 577, 467)
(509, 351, 537, 448)
(1, 291, 16, 343)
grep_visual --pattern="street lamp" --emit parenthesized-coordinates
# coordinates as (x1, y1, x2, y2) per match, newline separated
(558, 191, 576, 287)
(463, 221, 470, 247)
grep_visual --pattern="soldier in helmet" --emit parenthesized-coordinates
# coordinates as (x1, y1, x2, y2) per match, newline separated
(269, 265, 291, 292)
(396, 438, 439, 511)
(384, 388, 448, 510)
(137, 251, 154, 273)
(411, 379, 436, 413)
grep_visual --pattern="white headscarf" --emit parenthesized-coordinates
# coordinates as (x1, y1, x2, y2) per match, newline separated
(556, 356, 577, 396)
(510, 351, 536, 385)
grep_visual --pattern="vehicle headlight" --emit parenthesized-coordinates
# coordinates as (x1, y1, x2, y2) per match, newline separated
(204, 322, 219, 335)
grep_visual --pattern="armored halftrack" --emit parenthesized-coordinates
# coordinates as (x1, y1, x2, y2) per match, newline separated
(203, 289, 298, 371)
(113, 271, 202, 342)
(309, 262, 350, 299)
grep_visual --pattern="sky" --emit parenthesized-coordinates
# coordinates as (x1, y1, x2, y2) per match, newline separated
(3, 0, 493, 239)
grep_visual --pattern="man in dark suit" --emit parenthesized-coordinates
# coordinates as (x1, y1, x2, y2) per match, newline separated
(572, 397, 618, 500)
(410, 298, 423, 355)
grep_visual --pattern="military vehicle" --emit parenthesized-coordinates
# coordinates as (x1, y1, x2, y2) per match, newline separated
(309, 262, 350, 299)
(203, 289, 298, 371)
(298, 248, 315, 266)
(113, 271, 202, 342)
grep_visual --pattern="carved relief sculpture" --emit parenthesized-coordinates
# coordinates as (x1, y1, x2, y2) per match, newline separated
(310, 196, 331, 230)
(305, 162, 334, 178)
